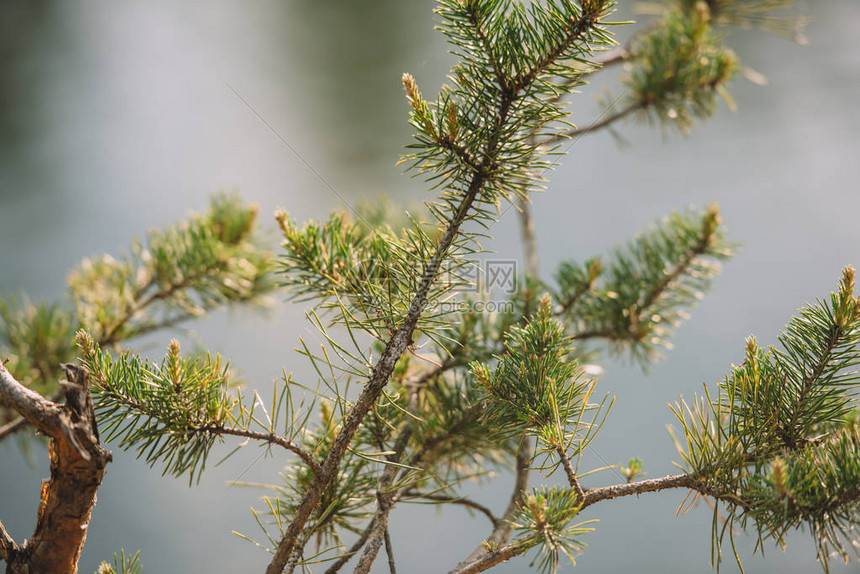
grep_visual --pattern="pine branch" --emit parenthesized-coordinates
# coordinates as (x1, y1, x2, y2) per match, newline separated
(667, 268, 860, 570)
(267, 3, 616, 565)
(454, 435, 534, 572)
(512, 6, 607, 94)
(464, 2, 509, 93)
(384, 527, 397, 574)
(558, 206, 731, 361)
(0, 389, 63, 442)
(70, 194, 273, 348)
(579, 473, 741, 509)
(778, 269, 860, 446)
(78, 334, 308, 484)
(556, 445, 585, 502)
(546, 100, 645, 142)
(203, 426, 322, 476)
(323, 522, 374, 574)
(0, 520, 17, 563)
(449, 544, 521, 574)
(781, 330, 842, 449)
(268, 158, 489, 574)
(403, 491, 500, 526)
(1, 1, 828, 572)
(450, 474, 741, 574)
(351, 426, 414, 574)
(1, 196, 273, 443)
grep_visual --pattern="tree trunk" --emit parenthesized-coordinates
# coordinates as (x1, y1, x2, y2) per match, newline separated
(1, 363, 111, 574)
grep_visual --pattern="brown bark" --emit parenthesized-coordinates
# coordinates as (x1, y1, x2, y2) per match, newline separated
(1, 363, 110, 574)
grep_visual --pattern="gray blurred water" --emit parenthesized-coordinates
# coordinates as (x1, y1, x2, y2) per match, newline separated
(1, 1, 859, 573)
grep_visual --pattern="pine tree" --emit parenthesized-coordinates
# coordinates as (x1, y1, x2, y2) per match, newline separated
(3, 2, 854, 574)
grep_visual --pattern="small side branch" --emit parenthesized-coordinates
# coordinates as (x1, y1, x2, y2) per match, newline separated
(453, 436, 533, 571)
(352, 494, 396, 574)
(465, 4, 509, 92)
(0, 364, 63, 432)
(580, 473, 741, 510)
(513, 5, 607, 93)
(449, 544, 521, 574)
(517, 196, 539, 281)
(404, 491, 499, 526)
(594, 47, 631, 67)
(439, 137, 482, 172)
(0, 520, 17, 562)
(405, 358, 460, 389)
(350, 426, 414, 574)
(556, 446, 584, 502)
(450, 473, 737, 574)
(0, 413, 35, 442)
(208, 426, 321, 476)
(383, 527, 397, 574)
(542, 101, 645, 145)
(0, 390, 66, 443)
(100, 266, 214, 346)
(323, 519, 377, 574)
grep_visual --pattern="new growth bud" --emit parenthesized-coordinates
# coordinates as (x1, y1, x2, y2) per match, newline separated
(770, 458, 788, 498)
(702, 204, 721, 244)
(76, 329, 96, 355)
(446, 101, 459, 140)
(402, 73, 436, 137)
(402, 73, 419, 108)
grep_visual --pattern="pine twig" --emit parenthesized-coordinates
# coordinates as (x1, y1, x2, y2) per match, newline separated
(542, 100, 646, 145)
(351, 428, 413, 574)
(453, 436, 533, 570)
(404, 491, 499, 526)
(383, 527, 397, 574)
(323, 520, 377, 574)
(0, 520, 17, 562)
(0, 390, 64, 442)
(100, 268, 212, 346)
(579, 473, 746, 510)
(448, 544, 521, 574)
(206, 426, 322, 476)
(556, 445, 585, 502)
(450, 473, 743, 574)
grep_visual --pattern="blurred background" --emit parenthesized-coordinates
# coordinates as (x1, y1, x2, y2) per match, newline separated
(1, 1, 859, 572)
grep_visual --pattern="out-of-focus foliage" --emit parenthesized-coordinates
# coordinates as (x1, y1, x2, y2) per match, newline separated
(0, 194, 274, 428)
(552, 206, 734, 364)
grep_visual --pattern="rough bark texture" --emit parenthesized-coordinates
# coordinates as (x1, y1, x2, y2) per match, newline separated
(1, 363, 110, 574)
